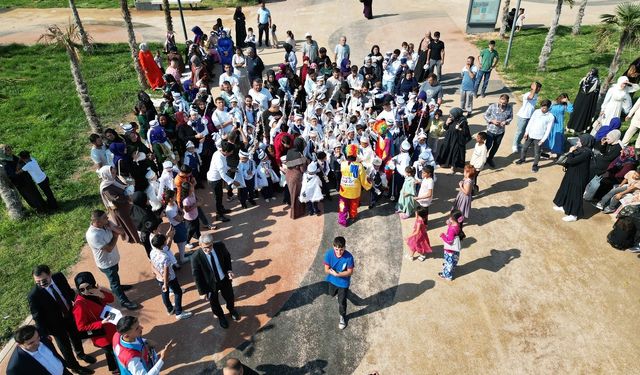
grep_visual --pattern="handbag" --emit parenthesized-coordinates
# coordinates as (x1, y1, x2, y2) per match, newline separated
(555, 152, 570, 166)
(583, 175, 603, 201)
(443, 236, 461, 252)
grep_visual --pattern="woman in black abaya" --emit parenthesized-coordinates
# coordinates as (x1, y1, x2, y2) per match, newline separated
(567, 68, 600, 133)
(414, 31, 432, 83)
(553, 134, 595, 222)
(362, 0, 373, 19)
(234, 7, 247, 48)
(436, 107, 471, 171)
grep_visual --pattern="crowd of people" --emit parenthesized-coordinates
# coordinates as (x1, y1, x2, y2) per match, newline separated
(5, 1, 640, 374)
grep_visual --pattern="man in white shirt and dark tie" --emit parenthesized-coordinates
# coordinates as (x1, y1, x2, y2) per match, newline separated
(7, 325, 72, 375)
(191, 234, 239, 329)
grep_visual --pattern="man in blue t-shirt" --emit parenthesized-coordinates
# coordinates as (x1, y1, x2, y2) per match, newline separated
(323, 236, 354, 329)
(256, 1, 272, 47)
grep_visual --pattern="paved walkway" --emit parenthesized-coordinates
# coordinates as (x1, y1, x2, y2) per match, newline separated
(1, 1, 638, 374)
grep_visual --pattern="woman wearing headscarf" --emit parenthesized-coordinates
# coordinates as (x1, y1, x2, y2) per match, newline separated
(595, 117, 622, 142)
(285, 137, 308, 219)
(1, 144, 46, 211)
(567, 68, 600, 133)
(414, 32, 432, 83)
(138, 43, 165, 90)
(72, 272, 118, 374)
(436, 107, 471, 171)
(545, 93, 573, 158)
(98, 165, 140, 243)
(598, 76, 635, 129)
(553, 134, 595, 222)
(233, 7, 246, 48)
(368, 45, 384, 82)
(130, 191, 162, 257)
(591, 146, 638, 201)
(283, 43, 298, 72)
(265, 69, 279, 98)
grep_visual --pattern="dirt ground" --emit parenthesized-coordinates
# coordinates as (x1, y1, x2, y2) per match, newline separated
(1, 1, 638, 374)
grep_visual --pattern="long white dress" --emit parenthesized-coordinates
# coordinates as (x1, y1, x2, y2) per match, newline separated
(232, 53, 251, 96)
(601, 86, 633, 126)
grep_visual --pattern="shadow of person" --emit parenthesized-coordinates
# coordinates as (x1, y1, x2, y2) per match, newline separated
(347, 279, 435, 320)
(468, 204, 525, 226)
(455, 248, 521, 279)
(256, 359, 328, 375)
(477, 177, 537, 197)
(235, 275, 282, 302)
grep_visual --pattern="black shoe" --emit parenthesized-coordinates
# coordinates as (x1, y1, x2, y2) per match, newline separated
(515, 159, 524, 165)
(121, 301, 140, 310)
(230, 310, 240, 321)
(486, 159, 495, 168)
(248, 199, 257, 206)
(241, 203, 248, 209)
(70, 366, 95, 375)
(532, 165, 539, 173)
(77, 354, 97, 364)
(216, 215, 230, 222)
(222, 208, 232, 214)
(368, 203, 376, 209)
(121, 285, 133, 292)
(218, 316, 229, 329)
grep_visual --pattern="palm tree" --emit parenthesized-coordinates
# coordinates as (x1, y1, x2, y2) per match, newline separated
(120, 0, 148, 90)
(596, 2, 640, 94)
(162, 0, 174, 34)
(69, 0, 92, 51)
(572, 0, 588, 35)
(499, 0, 511, 38)
(0, 165, 25, 220)
(537, 0, 574, 71)
(38, 24, 103, 134)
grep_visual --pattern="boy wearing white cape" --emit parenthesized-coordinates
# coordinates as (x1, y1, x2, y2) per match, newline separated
(299, 161, 324, 215)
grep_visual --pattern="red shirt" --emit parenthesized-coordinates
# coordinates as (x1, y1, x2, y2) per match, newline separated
(72, 292, 117, 348)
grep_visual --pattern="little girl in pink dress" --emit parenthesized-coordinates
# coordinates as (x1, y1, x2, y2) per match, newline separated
(406, 207, 432, 261)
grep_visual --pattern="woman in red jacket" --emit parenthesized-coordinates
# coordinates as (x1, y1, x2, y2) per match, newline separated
(72, 272, 119, 374)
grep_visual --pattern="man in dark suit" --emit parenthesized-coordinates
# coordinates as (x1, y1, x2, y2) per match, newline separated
(192, 234, 240, 328)
(7, 325, 72, 375)
(29, 265, 95, 375)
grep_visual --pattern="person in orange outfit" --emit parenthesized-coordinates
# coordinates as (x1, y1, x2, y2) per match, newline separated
(139, 43, 165, 90)
(338, 144, 372, 226)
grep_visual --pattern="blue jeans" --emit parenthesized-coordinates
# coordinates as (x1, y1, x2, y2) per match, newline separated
(158, 278, 183, 315)
(599, 185, 627, 209)
(474, 69, 491, 96)
(513, 116, 530, 150)
(99, 264, 129, 304)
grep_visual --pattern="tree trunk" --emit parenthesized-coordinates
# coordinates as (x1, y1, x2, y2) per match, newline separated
(120, 0, 148, 90)
(162, 0, 174, 34)
(601, 32, 629, 96)
(537, 0, 564, 71)
(0, 166, 25, 220)
(67, 47, 103, 134)
(499, 0, 511, 38)
(572, 0, 588, 35)
(69, 0, 92, 52)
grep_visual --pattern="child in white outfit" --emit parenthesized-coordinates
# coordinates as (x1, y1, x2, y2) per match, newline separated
(299, 161, 324, 215)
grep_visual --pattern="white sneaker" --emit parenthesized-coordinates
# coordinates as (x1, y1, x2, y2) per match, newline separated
(595, 203, 604, 210)
(176, 311, 193, 320)
(186, 243, 196, 250)
(553, 205, 564, 212)
(512, 146, 519, 153)
(562, 215, 577, 222)
(338, 316, 347, 330)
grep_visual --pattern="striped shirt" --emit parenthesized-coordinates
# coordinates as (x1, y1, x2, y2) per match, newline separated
(484, 103, 514, 135)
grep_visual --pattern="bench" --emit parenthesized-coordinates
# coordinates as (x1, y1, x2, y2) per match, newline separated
(146, 0, 203, 10)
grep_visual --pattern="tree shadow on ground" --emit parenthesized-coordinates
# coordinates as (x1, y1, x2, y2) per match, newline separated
(455, 248, 521, 279)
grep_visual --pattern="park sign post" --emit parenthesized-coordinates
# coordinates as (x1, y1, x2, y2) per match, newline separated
(466, 0, 502, 33)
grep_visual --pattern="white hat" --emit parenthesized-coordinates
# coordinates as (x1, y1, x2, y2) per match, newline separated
(162, 160, 173, 169)
(396, 96, 405, 105)
(271, 98, 280, 106)
(401, 140, 411, 151)
(120, 123, 133, 133)
(186, 141, 195, 148)
(417, 131, 427, 140)
(239, 150, 249, 158)
(372, 156, 382, 166)
(135, 152, 146, 162)
(257, 149, 266, 160)
(294, 114, 303, 120)
(305, 32, 312, 38)
(347, 125, 356, 133)
(360, 136, 370, 144)
(145, 168, 156, 179)
(307, 162, 318, 173)
(618, 76, 630, 85)
(230, 95, 239, 103)
(309, 130, 318, 137)
(331, 140, 342, 149)
(419, 151, 430, 160)
(149, 119, 159, 127)
(171, 91, 181, 98)
(189, 109, 198, 116)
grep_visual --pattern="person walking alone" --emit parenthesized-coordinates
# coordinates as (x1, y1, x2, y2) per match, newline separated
(323, 236, 354, 330)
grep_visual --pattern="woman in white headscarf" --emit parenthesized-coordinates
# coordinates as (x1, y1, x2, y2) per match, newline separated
(99, 166, 140, 244)
(600, 76, 635, 127)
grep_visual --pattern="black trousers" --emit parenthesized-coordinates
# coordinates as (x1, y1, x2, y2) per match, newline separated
(186, 218, 201, 242)
(99, 344, 118, 371)
(38, 176, 58, 209)
(327, 282, 348, 318)
(258, 23, 270, 46)
(53, 317, 85, 368)
(208, 179, 225, 215)
(208, 278, 236, 318)
(239, 178, 256, 205)
(485, 131, 505, 162)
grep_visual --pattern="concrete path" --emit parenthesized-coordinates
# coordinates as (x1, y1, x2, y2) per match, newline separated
(1, 1, 639, 374)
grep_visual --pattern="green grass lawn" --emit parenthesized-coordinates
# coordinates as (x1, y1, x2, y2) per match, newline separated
(0, 43, 140, 344)
(1, 0, 257, 9)
(475, 25, 637, 101)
